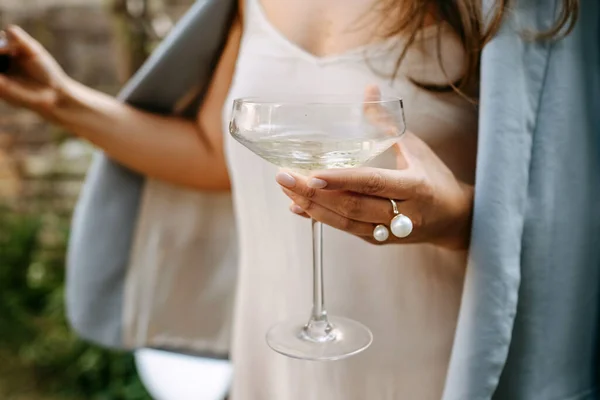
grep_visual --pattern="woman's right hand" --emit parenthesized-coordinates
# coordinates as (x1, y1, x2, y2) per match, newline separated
(0, 23, 235, 191)
(0, 26, 71, 117)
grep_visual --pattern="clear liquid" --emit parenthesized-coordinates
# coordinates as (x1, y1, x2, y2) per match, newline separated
(236, 131, 398, 172)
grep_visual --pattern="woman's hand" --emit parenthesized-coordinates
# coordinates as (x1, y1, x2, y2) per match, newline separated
(275, 132, 474, 250)
(0, 25, 234, 191)
(0, 26, 71, 117)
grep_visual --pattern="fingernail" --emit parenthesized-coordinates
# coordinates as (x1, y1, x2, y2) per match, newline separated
(276, 172, 296, 188)
(290, 204, 304, 214)
(307, 178, 327, 189)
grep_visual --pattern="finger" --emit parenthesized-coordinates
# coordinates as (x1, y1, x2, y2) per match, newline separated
(363, 85, 403, 137)
(363, 85, 387, 125)
(283, 186, 423, 233)
(277, 172, 396, 223)
(363, 85, 406, 166)
(5, 25, 44, 59)
(0, 31, 16, 56)
(307, 167, 420, 199)
(285, 189, 423, 244)
(363, 84, 381, 102)
(0, 74, 55, 108)
(284, 193, 374, 237)
(289, 202, 310, 218)
(363, 85, 394, 135)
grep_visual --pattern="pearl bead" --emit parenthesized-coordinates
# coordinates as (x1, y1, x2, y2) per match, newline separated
(391, 214, 413, 238)
(373, 224, 389, 242)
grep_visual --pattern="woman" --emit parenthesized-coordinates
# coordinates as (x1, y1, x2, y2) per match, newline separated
(0, 0, 582, 399)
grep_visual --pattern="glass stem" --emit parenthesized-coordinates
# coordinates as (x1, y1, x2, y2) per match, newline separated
(302, 219, 335, 342)
(311, 219, 327, 321)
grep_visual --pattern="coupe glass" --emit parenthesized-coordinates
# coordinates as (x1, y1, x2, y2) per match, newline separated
(229, 94, 406, 361)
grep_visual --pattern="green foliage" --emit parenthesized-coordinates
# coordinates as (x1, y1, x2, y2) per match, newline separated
(0, 207, 151, 400)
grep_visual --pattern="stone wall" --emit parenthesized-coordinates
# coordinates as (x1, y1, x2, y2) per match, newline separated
(0, 0, 193, 211)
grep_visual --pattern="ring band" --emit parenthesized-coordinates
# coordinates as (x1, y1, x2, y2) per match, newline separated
(389, 199, 413, 238)
(373, 224, 390, 242)
(389, 199, 399, 215)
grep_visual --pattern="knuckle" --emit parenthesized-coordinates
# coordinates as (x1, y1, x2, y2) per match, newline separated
(30, 52, 42, 62)
(412, 212, 425, 232)
(414, 177, 433, 200)
(290, 194, 311, 210)
(28, 52, 46, 67)
(300, 199, 314, 211)
(36, 94, 57, 112)
(303, 186, 317, 199)
(362, 171, 387, 194)
(339, 217, 354, 231)
(340, 195, 362, 218)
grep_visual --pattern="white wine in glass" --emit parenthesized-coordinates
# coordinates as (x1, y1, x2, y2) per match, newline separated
(229, 94, 406, 361)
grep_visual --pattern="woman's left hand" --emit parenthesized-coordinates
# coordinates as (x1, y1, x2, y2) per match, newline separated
(275, 132, 474, 250)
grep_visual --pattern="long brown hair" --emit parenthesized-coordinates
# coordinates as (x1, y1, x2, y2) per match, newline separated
(380, 0, 579, 94)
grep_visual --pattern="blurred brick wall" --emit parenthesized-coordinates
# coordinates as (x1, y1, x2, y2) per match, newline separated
(0, 0, 193, 211)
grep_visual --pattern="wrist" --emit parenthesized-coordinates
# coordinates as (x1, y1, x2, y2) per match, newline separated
(45, 76, 93, 127)
(52, 76, 80, 114)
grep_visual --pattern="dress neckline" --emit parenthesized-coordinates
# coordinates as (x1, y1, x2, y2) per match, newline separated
(248, 0, 442, 66)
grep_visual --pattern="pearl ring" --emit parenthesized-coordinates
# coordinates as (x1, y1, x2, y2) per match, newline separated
(372, 199, 413, 242)
(372, 224, 390, 242)
(389, 199, 413, 239)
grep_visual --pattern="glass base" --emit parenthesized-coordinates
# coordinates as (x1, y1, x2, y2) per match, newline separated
(266, 316, 373, 361)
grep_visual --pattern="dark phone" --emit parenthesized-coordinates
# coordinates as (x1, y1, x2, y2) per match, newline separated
(0, 54, 9, 73)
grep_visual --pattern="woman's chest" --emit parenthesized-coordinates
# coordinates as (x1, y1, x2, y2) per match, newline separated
(256, 0, 387, 58)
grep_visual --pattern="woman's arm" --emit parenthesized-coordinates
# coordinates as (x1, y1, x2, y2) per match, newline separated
(0, 17, 243, 191)
(53, 80, 231, 191)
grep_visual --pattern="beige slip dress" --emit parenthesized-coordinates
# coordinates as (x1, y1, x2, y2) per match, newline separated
(223, 0, 478, 398)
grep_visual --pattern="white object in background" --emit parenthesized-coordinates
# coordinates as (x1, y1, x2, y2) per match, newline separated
(135, 349, 232, 400)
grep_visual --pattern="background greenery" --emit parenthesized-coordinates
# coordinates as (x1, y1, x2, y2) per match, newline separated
(0, 207, 151, 400)
(0, 1, 194, 398)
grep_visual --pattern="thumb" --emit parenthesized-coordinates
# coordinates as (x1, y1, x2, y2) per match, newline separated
(362, 84, 399, 138)
(364, 84, 381, 102)
(5, 25, 45, 59)
(362, 84, 406, 162)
